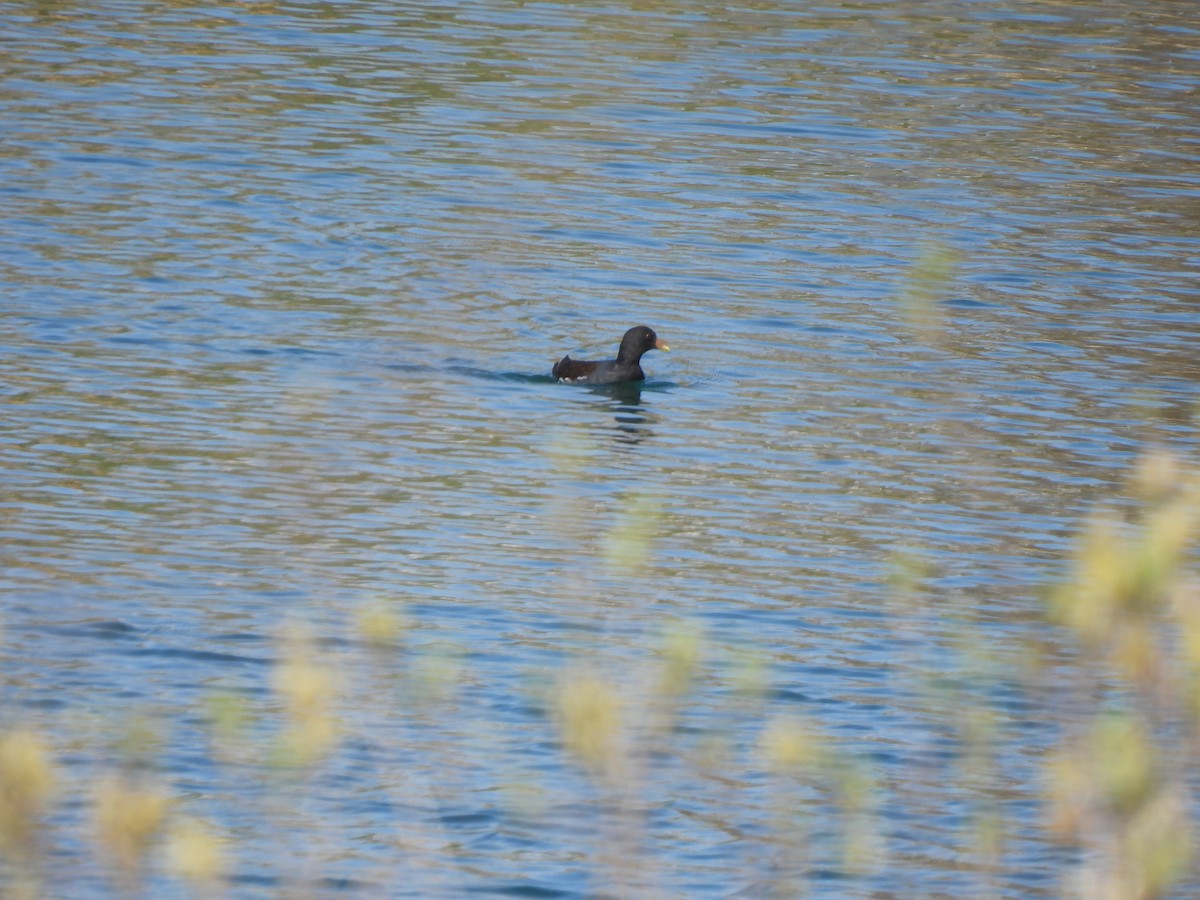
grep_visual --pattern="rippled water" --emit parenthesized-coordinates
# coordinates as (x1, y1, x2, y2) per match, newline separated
(3, 0, 1199, 896)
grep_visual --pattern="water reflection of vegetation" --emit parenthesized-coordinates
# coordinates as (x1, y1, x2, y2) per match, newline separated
(1, 450, 1198, 896)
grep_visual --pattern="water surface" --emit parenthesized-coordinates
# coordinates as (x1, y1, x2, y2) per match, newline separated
(2, 0, 1199, 896)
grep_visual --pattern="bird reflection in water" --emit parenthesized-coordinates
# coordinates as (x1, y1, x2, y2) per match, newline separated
(589, 381, 654, 446)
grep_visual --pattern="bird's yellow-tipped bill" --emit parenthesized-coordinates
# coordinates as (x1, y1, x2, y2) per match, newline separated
(655, 338, 670, 352)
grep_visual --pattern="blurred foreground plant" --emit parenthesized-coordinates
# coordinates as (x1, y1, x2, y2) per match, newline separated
(556, 671, 626, 782)
(93, 772, 171, 883)
(272, 623, 340, 768)
(1047, 449, 1199, 899)
(897, 239, 960, 340)
(165, 816, 227, 893)
(763, 715, 881, 880)
(0, 729, 55, 893)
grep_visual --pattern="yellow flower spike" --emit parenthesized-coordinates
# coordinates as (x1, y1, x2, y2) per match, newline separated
(272, 624, 339, 768)
(556, 673, 624, 779)
(1125, 788, 1192, 897)
(166, 817, 226, 887)
(1140, 500, 1195, 576)
(761, 715, 825, 774)
(1113, 625, 1160, 689)
(356, 601, 407, 649)
(93, 774, 171, 875)
(0, 730, 56, 856)
(1055, 514, 1124, 642)
(657, 622, 703, 698)
(1091, 715, 1155, 816)
(897, 240, 960, 340)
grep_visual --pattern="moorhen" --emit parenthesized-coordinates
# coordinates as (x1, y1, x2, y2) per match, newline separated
(552, 325, 669, 385)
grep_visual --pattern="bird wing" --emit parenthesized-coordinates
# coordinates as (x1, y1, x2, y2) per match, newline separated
(552, 355, 600, 381)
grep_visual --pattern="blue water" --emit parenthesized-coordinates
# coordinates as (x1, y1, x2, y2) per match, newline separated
(2, 0, 1199, 896)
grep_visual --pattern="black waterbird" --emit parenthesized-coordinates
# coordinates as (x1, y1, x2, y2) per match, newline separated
(552, 325, 669, 385)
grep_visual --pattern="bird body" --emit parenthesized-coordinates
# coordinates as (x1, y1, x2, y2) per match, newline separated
(552, 325, 669, 385)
